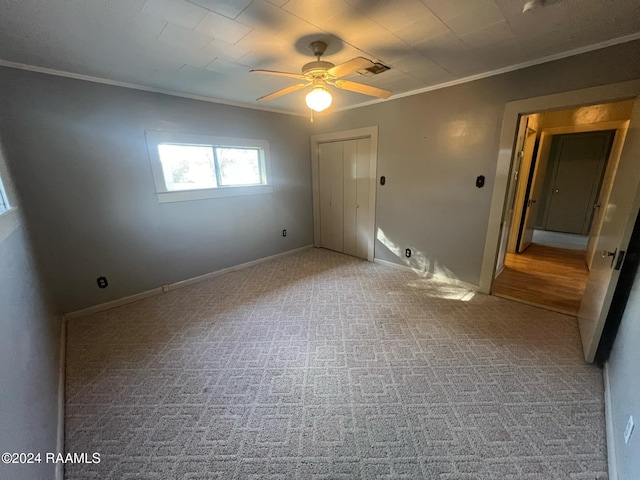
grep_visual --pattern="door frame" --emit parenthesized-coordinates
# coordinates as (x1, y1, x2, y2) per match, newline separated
(479, 79, 640, 293)
(311, 126, 378, 262)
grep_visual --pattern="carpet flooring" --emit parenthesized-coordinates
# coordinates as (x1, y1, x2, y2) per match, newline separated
(65, 248, 608, 479)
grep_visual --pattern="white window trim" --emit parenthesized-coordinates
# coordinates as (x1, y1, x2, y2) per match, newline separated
(145, 131, 273, 203)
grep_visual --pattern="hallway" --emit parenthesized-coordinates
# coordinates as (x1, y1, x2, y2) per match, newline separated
(492, 243, 589, 315)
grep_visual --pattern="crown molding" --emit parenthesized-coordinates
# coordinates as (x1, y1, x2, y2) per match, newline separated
(1, 32, 639, 117)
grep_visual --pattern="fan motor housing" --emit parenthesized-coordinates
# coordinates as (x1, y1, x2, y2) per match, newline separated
(302, 61, 334, 77)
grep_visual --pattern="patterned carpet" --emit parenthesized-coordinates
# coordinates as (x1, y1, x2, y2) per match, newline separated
(65, 248, 608, 479)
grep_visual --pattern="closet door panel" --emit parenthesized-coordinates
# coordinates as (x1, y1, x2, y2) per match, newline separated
(355, 138, 371, 260)
(343, 139, 358, 257)
(330, 141, 345, 252)
(318, 142, 334, 250)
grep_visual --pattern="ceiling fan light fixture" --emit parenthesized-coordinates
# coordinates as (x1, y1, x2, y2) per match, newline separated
(305, 85, 332, 112)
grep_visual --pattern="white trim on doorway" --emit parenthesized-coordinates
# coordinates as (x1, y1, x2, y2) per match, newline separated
(479, 79, 640, 294)
(310, 126, 379, 262)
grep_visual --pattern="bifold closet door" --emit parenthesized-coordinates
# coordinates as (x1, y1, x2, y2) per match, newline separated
(319, 141, 344, 253)
(318, 138, 371, 259)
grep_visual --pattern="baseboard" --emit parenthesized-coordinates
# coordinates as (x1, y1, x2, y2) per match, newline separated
(55, 316, 67, 480)
(373, 258, 479, 291)
(64, 245, 314, 319)
(603, 362, 618, 480)
(64, 287, 163, 319)
(170, 245, 313, 290)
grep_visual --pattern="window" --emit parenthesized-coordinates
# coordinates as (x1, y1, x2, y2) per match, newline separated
(145, 131, 273, 203)
(0, 175, 9, 215)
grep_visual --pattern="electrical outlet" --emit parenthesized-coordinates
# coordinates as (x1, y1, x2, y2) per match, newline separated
(162, 284, 170, 293)
(282, 229, 287, 237)
(405, 248, 411, 258)
(96, 276, 108, 289)
(624, 415, 634, 444)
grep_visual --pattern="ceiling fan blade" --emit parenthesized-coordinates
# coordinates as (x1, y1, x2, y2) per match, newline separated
(257, 83, 309, 102)
(250, 69, 305, 80)
(333, 79, 392, 99)
(327, 57, 375, 78)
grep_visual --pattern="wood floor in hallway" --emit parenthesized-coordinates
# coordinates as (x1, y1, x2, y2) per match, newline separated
(492, 243, 589, 315)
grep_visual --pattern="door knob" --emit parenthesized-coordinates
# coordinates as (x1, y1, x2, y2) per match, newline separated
(554, 189, 559, 193)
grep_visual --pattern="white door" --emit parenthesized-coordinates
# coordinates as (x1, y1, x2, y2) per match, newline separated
(495, 115, 529, 273)
(579, 96, 640, 362)
(519, 132, 552, 251)
(318, 137, 371, 260)
(586, 126, 630, 269)
(512, 125, 538, 253)
(318, 141, 344, 253)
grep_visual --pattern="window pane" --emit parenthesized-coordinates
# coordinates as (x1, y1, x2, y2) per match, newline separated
(216, 148, 262, 186)
(158, 144, 217, 191)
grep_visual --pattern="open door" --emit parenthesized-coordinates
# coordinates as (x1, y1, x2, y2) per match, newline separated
(518, 133, 553, 251)
(579, 96, 640, 362)
(586, 125, 631, 269)
(495, 115, 529, 275)
(507, 122, 538, 254)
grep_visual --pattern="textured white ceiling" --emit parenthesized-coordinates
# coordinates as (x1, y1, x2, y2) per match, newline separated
(0, 0, 638, 114)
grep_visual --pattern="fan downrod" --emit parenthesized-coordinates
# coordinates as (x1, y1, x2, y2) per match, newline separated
(309, 41, 328, 59)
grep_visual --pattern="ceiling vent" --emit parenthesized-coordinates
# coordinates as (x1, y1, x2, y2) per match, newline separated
(360, 62, 391, 76)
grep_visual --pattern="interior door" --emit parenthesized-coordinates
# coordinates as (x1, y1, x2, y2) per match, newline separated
(496, 115, 529, 271)
(543, 132, 611, 234)
(586, 126, 630, 269)
(318, 141, 344, 253)
(342, 138, 371, 259)
(579, 97, 640, 362)
(518, 132, 552, 251)
(508, 122, 538, 254)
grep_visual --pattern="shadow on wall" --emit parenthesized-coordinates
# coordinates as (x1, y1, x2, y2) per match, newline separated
(376, 227, 475, 302)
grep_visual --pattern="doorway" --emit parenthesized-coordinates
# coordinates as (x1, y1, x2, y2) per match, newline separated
(311, 126, 378, 262)
(480, 81, 640, 362)
(492, 103, 631, 315)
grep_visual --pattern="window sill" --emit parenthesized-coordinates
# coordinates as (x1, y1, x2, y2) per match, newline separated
(156, 184, 274, 203)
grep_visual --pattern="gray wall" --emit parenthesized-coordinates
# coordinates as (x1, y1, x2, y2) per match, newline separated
(608, 272, 640, 479)
(0, 68, 313, 313)
(311, 39, 640, 285)
(0, 143, 61, 480)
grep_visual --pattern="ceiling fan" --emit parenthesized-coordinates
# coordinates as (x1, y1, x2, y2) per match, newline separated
(250, 41, 392, 112)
